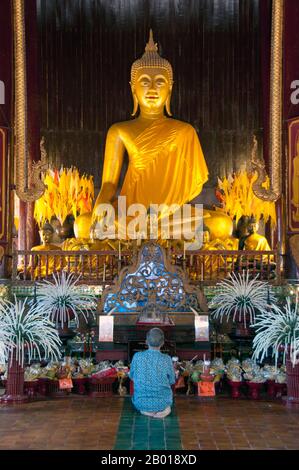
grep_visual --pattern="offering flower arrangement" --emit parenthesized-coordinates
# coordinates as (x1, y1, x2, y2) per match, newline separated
(34, 272, 97, 327)
(0, 285, 10, 301)
(241, 358, 266, 384)
(217, 169, 276, 226)
(34, 167, 94, 228)
(252, 296, 299, 366)
(10, 359, 129, 395)
(171, 356, 226, 395)
(210, 271, 275, 328)
(0, 296, 62, 368)
(263, 364, 286, 384)
(0, 342, 6, 366)
(226, 358, 243, 382)
(225, 357, 286, 385)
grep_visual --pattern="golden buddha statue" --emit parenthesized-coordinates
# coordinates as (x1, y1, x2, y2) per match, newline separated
(30, 223, 61, 277)
(89, 30, 232, 242)
(242, 217, 274, 264)
(244, 218, 272, 251)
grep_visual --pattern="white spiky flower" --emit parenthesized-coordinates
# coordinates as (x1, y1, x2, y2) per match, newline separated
(209, 271, 275, 326)
(0, 296, 62, 367)
(0, 340, 7, 364)
(35, 272, 97, 326)
(252, 296, 299, 366)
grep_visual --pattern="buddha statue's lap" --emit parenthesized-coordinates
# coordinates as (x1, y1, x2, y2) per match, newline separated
(244, 225, 273, 263)
(62, 213, 117, 273)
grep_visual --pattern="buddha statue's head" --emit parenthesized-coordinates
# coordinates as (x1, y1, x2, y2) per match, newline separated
(74, 212, 92, 239)
(55, 215, 75, 240)
(248, 217, 259, 235)
(236, 216, 251, 239)
(130, 30, 173, 117)
(40, 222, 54, 245)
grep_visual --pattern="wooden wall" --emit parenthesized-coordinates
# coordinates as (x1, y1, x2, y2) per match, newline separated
(37, 0, 263, 197)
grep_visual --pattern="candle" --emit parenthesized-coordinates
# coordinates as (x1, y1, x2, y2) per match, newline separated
(183, 241, 186, 260)
(118, 241, 121, 260)
(103, 262, 106, 283)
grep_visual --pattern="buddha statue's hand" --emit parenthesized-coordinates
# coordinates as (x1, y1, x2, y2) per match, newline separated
(90, 207, 116, 240)
(92, 183, 117, 224)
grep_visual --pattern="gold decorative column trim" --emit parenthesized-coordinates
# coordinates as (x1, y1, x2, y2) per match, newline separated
(252, 0, 284, 202)
(13, 0, 46, 203)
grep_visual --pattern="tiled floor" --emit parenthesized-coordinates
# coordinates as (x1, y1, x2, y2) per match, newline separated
(114, 398, 182, 450)
(0, 395, 299, 450)
(0, 396, 122, 450)
(176, 397, 299, 450)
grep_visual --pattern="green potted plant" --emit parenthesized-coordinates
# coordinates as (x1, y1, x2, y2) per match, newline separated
(0, 296, 62, 404)
(209, 271, 275, 336)
(251, 296, 299, 405)
(35, 272, 97, 340)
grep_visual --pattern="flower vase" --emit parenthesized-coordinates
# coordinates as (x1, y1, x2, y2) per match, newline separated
(0, 351, 28, 404)
(38, 377, 50, 396)
(247, 382, 262, 400)
(57, 312, 77, 347)
(24, 381, 39, 399)
(274, 382, 286, 399)
(235, 317, 252, 337)
(266, 380, 276, 398)
(284, 356, 299, 406)
(228, 380, 242, 398)
(72, 377, 87, 395)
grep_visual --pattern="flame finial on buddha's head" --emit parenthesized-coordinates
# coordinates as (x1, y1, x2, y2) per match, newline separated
(130, 29, 173, 87)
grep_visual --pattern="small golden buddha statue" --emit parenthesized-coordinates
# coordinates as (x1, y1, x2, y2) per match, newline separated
(31, 223, 61, 277)
(90, 30, 232, 242)
(238, 217, 274, 265)
(243, 218, 272, 252)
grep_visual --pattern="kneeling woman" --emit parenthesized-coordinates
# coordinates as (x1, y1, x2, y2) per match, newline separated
(129, 328, 175, 419)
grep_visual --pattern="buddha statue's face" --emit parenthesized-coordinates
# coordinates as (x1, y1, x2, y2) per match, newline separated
(41, 228, 53, 245)
(132, 67, 172, 115)
(249, 221, 259, 234)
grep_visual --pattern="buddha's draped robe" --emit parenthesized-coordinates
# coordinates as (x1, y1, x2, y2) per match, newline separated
(244, 233, 274, 263)
(244, 233, 271, 252)
(62, 238, 114, 273)
(120, 118, 209, 211)
(30, 244, 62, 278)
